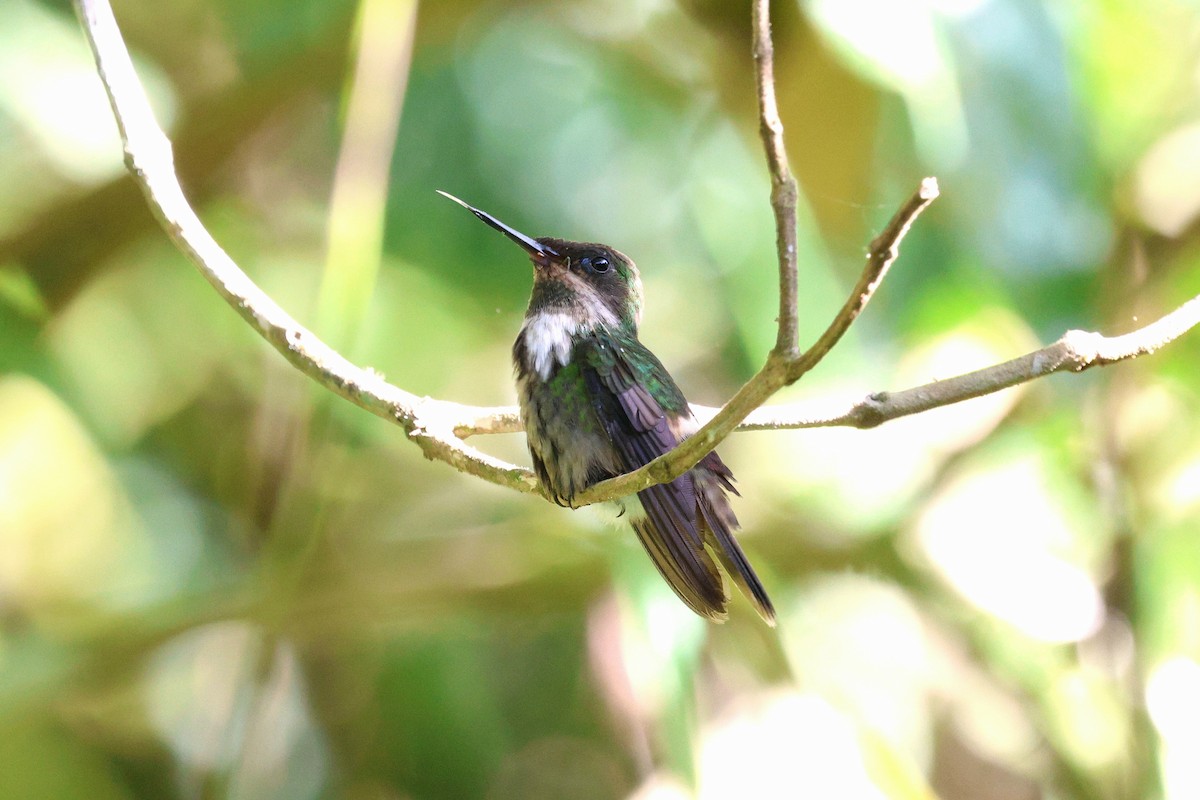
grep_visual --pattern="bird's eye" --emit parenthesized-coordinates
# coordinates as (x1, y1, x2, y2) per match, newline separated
(592, 257, 610, 273)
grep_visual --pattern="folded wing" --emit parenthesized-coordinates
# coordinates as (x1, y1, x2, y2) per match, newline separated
(581, 334, 774, 624)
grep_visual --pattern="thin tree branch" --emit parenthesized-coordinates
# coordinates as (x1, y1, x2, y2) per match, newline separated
(73, 0, 539, 496)
(752, 0, 801, 359)
(785, 177, 939, 384)
(74, 0, 1200, 512)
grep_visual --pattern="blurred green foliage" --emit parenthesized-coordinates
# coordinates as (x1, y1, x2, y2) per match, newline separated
(2, 0, 1200, 798)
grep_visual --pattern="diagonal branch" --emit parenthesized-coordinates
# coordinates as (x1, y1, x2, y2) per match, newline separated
(73, 0, 1200, 512)
(786, 177, 939, 383)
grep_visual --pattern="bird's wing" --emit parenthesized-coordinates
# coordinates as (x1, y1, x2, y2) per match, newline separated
(580, 334, 728, 620)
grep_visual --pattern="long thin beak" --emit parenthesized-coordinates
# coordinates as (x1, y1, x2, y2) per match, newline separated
(437, 190, 558, 257)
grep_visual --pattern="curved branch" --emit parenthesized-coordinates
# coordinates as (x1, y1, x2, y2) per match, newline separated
(73, 0, 539, 496)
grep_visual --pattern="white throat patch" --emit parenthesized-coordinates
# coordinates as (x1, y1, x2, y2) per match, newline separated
(521, 311, 582, 379)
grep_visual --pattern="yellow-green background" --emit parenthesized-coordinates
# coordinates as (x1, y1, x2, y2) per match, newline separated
(2, 0, 1199, 798)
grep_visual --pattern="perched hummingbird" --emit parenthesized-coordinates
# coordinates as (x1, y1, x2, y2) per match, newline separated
(439, 190, 775, 625)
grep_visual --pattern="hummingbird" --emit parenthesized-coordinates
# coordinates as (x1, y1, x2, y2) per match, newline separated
(439, 190, 775, 625)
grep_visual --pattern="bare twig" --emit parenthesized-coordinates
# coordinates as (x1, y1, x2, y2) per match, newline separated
(786, 177, 940, 383)
(752, 0, 801, 358)
(73, 0, 1200, 511)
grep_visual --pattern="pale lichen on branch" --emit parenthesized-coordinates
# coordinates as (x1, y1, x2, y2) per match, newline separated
(73, 0, 1200, 507)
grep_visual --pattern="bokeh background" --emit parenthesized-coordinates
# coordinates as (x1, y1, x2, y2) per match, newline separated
(2, 0, 1200, 797)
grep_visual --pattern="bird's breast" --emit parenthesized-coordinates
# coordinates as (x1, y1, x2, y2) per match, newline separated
(516, 311, 584, 380)
(514, 344, 621, 503)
